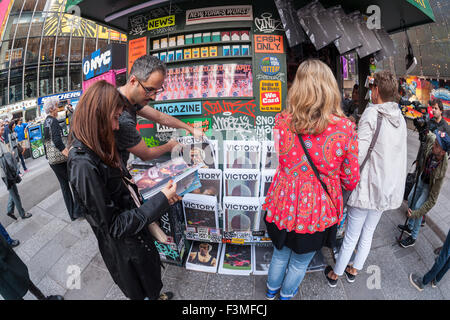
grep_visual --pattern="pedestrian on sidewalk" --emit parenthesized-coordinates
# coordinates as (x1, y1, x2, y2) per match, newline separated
(0, 124, 32, 220)
(8, 120, 28, 173)
(14, 119, 29, 161)
(410, 228, 450, 291)
(398, 130, 449, 248)
(43, 97, 81, 221)
(325, 70, 408, 286)
(263, 59, 360, 300)
(0, 233, 63, 300)
(0, 222, 20, 248)
(67, 81, 181, 300)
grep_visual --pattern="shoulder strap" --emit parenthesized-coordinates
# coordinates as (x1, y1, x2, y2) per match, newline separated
(359, 112, 383, 172)
(298, 134, 333, 204)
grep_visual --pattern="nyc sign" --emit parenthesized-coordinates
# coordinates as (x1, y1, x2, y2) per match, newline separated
(82, 45, 112, 81)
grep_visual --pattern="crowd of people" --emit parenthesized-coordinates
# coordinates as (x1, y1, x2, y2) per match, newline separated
(0, 55, 449, 301)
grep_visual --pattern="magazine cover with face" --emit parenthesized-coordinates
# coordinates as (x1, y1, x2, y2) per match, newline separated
(252, 245, 274, 275)
(183, 193, 219, 235)
(297, 1, 342, 50)
(178, 136, 218, 169)
(223, 197, 260, 234)
(133, 156, 202, 199)
(223, 169, 260, 198)
(190, 168, 222, 203)
(218, 243, 252, 275)
(186, 241, 222, 273)
(261, 140, 278, 170)
(224, 140, 261, 170)
(260, 169, 275, 198)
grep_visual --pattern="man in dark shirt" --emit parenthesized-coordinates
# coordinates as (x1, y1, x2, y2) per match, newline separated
(428, 99, 449, 134)
(116, 55, 203, 166)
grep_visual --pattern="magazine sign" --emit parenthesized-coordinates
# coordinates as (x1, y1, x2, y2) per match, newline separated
(186, 5, 253, 25)
(254, 34, 284, 53)
(153, 101, 202, 116)
(148, 15, 175, 31)
(260, 80, 282, 112)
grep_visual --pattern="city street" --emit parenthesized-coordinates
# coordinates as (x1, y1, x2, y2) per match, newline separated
(0, 128, 449, 300)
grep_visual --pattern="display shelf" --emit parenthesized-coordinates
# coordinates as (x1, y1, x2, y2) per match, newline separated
(162, 55, 252, 65)
(150, 40, 252, 53)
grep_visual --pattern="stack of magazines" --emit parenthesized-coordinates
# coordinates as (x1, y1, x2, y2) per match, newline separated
(133, 156, 202, 200)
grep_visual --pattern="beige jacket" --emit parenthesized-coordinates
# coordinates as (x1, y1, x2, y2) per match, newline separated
(347, 102, 408, 211)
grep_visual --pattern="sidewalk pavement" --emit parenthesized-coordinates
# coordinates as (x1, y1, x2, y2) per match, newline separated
(1, 129, 449, 300)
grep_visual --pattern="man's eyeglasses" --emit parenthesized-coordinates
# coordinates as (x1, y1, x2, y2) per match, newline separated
(137, 80, 164, 96)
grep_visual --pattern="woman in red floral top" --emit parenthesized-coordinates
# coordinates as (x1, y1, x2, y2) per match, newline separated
(263, 59, 360, 300)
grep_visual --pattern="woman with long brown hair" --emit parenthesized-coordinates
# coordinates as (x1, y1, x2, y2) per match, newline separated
(67, 80, 180, 300)
(262, 59, 360, 300)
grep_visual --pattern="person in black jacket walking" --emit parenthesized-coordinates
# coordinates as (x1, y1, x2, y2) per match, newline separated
(43, 97, 81, 221)
(67, 81, 181, 300)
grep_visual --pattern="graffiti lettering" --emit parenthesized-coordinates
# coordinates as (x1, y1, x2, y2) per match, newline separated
(255, 12, 284, 33)
(256, 115, 275, 126)
(212, 115, 253, 132)
(155, 132, 174, 142)
(256, 73, 286, 83)
(143, 136, 160, 148)
(160, 213, 171, 235)
(203, 100, 256, 119)
(154, 241, 179, 261)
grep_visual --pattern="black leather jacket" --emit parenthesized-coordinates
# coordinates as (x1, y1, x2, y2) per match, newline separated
(67, 138, 169, 300)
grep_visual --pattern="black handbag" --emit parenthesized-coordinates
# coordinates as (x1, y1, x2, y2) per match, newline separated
(404, 172, 416, 201)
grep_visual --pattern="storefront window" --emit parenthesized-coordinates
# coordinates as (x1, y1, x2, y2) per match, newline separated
(35, 0, 49, 12)
(55, 66, 68, 93)
(70, 63, 82, 90)
(0, 70, 8, 106)
(39, 65, 53, 96)
(9, 67, 23, 103)
(55, 37, 69, 62)
(40, 37, 55, 63)
(22, 0, 37, 12)
(2, 15, 19, 40)
(84, 38, 96, 57)
(98, 39, 108, 51)
(13, 13, 33, 38)
(70, 37, 83, 62)
(29, 13, 46, 37)
(24, 65, 38, 99)
(10, 38, 27, 68)
(11, 0, 26, 14)
(25, 37, 41, 65)
(0, 41, 12, 70)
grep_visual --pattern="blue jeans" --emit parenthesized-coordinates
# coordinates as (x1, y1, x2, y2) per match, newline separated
(423, 229, 450, 285)
(7, 183, 25, 218)
(267, 246, 316, 298)
(407, 177, 430, 239)
(0, 222, 13, 245)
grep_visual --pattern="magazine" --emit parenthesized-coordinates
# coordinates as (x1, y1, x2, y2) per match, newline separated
(183, 193, 221, 242)
(223, 197, 260, 234)
(186, 241, 222, 273)
(328, 6, 363, 54)
(251, 245, 273, 275)
(177, 136, 218, 169)
(224, 140, 261, 170)
(218, 243, 252, 275)
(223, 169, 260, 198)
(133, 157, 202, 200)
(191, 168, 222, 203)
(261, 141, 278, 170)
(260, 169, 275, 197)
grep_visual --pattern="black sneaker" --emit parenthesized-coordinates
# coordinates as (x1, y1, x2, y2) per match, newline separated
(397, 224, 412, 236)
(400, 236, 416, 248)
(10, 239, 20, 248)
(158, 292, 174, 300)
(344, 266, 356, 283)
(409, 273, 424, 292)
(324, 266, 338, 288)
(431, 279, 437, 288)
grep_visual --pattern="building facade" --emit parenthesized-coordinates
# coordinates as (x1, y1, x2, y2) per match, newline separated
(0, 0, 126, 118)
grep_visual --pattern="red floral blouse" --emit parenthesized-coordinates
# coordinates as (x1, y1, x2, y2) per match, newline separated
(263, 112, 360, 234)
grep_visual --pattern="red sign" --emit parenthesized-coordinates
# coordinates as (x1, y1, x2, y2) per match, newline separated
(254, 34, 284, 53)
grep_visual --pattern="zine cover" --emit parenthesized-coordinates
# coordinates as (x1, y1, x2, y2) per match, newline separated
(260, 169, 275, 198)
(223, 169, 260, 198)
(349, 12, 382, 58)
(218, 243, 252, 275)
(224, 140, 261, 170)
(252, 245, 273, 275)
(191, 168, 222, 203)
(186, 241, 222, 273)
(261, 141, 278, 169)
(223, 197, 260, 233)
(134, 157, 201, 199)
(178, 136, 218, 169)
(183, 193, 219, 234)
(328, 6, 362, 54)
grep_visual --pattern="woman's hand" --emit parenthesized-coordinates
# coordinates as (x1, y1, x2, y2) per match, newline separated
(161, 180, 182, 205)
(62, 148, 69, 157)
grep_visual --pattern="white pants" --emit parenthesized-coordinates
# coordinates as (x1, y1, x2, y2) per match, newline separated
(334, 206, 383, 275)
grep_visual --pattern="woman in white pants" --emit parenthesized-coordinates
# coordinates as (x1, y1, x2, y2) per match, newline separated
(324, 71, 408, 286)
